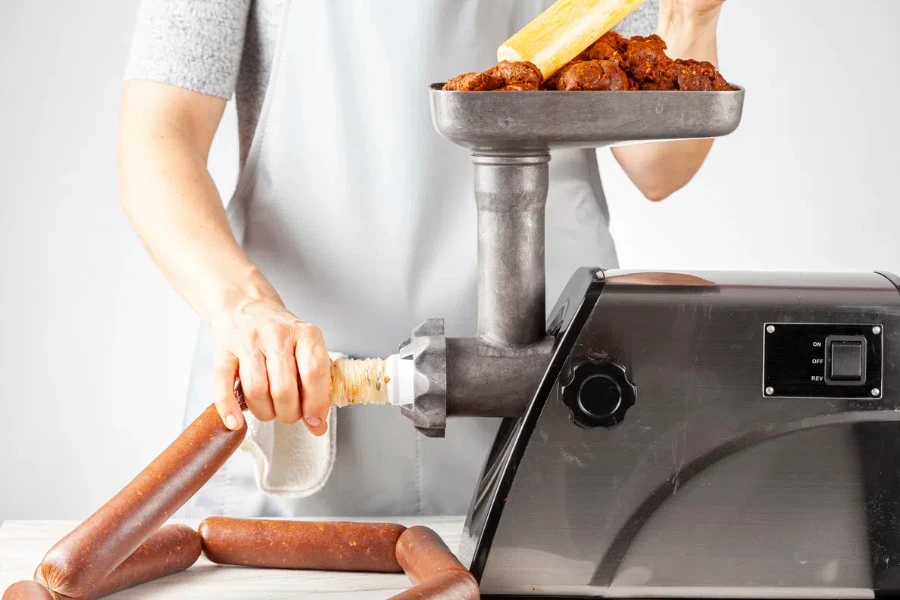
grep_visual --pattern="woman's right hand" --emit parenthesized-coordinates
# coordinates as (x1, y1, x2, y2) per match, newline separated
(210, 294, 332, 436)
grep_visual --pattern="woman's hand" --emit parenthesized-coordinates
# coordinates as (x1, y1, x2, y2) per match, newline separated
(656, 0, 724, 65)
(662, 0, 726, 19)
(210, 290, 332, 436)
(658, 0, 726, 47)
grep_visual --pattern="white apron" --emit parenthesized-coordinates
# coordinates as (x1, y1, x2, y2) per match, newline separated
(181, 0, 619, 518)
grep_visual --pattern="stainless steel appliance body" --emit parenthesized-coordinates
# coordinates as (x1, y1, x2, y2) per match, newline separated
(461, 269, 900, 599)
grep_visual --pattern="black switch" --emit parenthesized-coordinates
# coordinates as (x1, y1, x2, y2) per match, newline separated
(830, 341, 864, 382)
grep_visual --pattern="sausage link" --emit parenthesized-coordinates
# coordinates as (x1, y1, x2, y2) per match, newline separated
(35, 404, 245, 598)
(388, 572, 480, 600)
(28, 525, 200, 600)
(80, 524, 201, 599)
(198, 517, 406, 573)
(392, 526, 479, 600)
(2, 582, 52, 600)
(395, 526, 470, 583)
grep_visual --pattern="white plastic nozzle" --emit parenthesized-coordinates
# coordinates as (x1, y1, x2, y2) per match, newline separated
(385, 354, 415, 407)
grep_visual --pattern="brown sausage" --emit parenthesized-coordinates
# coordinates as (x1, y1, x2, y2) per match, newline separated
(198, 517, 406, 573)
(391, 526, 479, 600)
(395, 526, 470, 583)
(35, 404, 246, 598)
(388, 572, 480, 600)
(2, 582, 52, 600)
(27, 525, 200, 600)
(80, 524, 201, 599)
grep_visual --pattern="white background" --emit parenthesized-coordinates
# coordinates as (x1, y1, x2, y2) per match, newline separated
(1, 1, 898, 521)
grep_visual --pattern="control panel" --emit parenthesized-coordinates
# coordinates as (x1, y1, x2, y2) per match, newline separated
(762, 323, 883, 399)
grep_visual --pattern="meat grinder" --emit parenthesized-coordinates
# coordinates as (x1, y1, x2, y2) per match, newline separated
(392, 85, 900, 599)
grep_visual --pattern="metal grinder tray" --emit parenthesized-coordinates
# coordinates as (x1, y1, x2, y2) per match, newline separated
(429, 84, 745, 152)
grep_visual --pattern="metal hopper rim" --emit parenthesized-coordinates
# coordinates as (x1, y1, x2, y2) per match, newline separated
(429, 84, 745, 152)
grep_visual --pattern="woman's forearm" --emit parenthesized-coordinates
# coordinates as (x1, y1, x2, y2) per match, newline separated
(117, 81, 281, 328)
(118, 80, 334, 433)
(610, 1, 723, 201)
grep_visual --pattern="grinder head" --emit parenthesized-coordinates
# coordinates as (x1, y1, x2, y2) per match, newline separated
(396, 86, 746, 434)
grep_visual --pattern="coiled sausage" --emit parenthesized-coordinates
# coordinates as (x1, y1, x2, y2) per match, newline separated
(391, 526, 479, 600)
(35, 404, 245, 598)
(199, 517, 406, 573)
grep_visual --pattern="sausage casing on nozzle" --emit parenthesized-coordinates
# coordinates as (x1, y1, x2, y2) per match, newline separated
(199, 517, 406, 573)
(35, 404, 245, 598)
(235, 356, 398, 409)
(390, 526, 480, 600)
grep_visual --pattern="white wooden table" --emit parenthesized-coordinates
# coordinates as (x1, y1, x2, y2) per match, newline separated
(0, 517, 466, 599)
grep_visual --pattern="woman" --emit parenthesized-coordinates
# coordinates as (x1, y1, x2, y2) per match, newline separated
(118, 0, 728, 518)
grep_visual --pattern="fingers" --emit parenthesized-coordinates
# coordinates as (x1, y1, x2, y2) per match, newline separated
(237, 349, 275, 422)
(265, 325, 302, 425)
(212, 296, 329, 429)
(212, 349, 244, 431)
(296, 324, 331, 436)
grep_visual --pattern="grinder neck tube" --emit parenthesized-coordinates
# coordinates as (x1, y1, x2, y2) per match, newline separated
(473, 154, 550, 348)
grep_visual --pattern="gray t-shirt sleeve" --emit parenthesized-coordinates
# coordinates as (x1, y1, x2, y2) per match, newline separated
(124, 0, 252, 99)
(615, 0, 659, 37)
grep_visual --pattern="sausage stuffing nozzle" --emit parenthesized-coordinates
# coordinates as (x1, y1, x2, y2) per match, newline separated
(233, 356, 414, 410)
(330, 355, 415, 408)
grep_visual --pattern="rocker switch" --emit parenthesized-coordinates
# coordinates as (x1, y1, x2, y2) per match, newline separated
(830, 341, 864, 382)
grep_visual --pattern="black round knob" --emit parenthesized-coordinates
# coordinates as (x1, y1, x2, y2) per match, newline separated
(562, 358, 636, 429)
(578, 375, 622, 418)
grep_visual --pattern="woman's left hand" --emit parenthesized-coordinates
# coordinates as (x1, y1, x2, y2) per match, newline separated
(662, 0, 726, 18)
